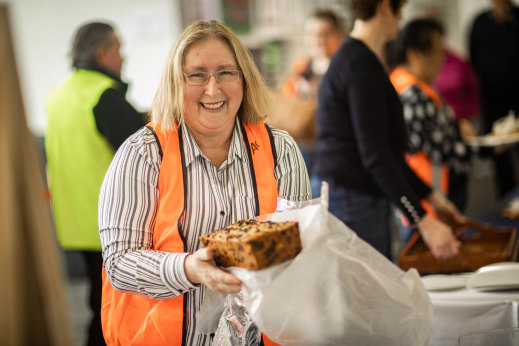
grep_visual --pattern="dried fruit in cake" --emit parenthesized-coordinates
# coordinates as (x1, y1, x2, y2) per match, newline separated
(199, 219, 301, 270)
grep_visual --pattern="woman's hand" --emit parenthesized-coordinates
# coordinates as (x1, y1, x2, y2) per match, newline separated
(427, 191, 467, 228)
(417, 214, 461, 260)
(184, 248, 242, 294)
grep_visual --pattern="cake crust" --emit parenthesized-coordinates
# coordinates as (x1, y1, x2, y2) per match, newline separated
(199, 219, 301, 270)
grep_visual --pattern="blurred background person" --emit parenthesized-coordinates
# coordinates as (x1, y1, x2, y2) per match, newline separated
(282, 8, 346, 99)
(278, 8, 346, 173)
(99, 20, 310, 345)
(312, 0, 464, 261)
(433, 48, 479, 139)
(469, 0, 519, 198)
(388, 18, 472, 241)
(433, 45, 479, 212)
(45, 21, 146, 346)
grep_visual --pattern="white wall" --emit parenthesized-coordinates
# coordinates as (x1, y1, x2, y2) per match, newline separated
(5, 0, 182, 136)
(6, 0, 519, 136)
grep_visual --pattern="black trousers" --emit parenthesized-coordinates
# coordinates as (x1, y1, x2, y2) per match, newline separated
(80, 251, 107, 346)
(493, 149, 518, 198)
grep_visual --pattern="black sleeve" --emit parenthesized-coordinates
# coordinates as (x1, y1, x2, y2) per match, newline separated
(402, 164, 432, 199)
(93, 88, 148, 151)
(347, 59, 428, 224)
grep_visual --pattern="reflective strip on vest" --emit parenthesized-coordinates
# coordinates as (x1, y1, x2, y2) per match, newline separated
(101, 120, 278, 345)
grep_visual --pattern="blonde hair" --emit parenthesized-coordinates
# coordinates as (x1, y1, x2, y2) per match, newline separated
(151, 20, 272, 129)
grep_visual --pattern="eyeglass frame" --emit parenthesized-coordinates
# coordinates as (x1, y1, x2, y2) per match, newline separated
(183, 70, 243, 86)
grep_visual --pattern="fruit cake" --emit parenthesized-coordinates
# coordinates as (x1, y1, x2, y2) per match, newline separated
(199, 219, 301, 270)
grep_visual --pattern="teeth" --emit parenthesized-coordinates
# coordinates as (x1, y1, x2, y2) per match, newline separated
(202, 101, 224, 110)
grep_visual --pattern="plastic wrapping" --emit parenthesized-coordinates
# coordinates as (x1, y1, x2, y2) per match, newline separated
(212, 293, 261, 346)
(215, 199, 432, 345)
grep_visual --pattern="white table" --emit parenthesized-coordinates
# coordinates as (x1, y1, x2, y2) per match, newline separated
(428, 289, 519, 346)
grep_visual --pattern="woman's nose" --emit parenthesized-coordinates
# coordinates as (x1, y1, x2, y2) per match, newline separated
(204, 75, 220, 95)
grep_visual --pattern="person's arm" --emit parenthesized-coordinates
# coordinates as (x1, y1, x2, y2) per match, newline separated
(427, 190, 467, 228)
(416, 214, 461, 260)
(99, 127, 197, 298)
(416, 190, 467, 260)
(94, 87, 147, 151)
(347, 59, 426, 224)
(270, 126, 312, 201)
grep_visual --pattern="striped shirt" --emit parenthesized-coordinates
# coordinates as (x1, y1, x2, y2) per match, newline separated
(99, 118, 311, 345)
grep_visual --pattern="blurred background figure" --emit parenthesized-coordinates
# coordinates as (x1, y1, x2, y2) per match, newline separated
(469, 0, 519, 197)
(45, 21, 146, 346)
(387, 18, 472, 241)
(312, 0, 464, 261)
(433, 46, 479, 212)
(282, 8, 346, 99)
(278, 8, 346, 173)
(433, 48, 479, 137)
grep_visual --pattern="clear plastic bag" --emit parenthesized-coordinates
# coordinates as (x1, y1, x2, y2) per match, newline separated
(212, 292, 261, 346)
(225, 200, 432, 345)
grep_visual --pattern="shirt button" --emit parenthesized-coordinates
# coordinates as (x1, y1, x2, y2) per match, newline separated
(220, 211, 225, 216)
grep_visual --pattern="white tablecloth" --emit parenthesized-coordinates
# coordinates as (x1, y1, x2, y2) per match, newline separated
(428, 289, 519, 346)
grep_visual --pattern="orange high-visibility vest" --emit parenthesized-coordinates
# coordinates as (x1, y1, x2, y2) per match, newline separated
(101, 121, 279, 345)
(390, 67, 449, 218)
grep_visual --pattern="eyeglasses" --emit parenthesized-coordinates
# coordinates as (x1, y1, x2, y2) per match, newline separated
(183, 70, 242, 86)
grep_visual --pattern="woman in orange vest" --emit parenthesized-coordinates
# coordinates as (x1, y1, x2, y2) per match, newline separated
(388, 18, 471, 229)
(98, 20, 311, 345)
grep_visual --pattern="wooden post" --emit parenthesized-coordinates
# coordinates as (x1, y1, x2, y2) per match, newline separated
(0, 4, 73, 345)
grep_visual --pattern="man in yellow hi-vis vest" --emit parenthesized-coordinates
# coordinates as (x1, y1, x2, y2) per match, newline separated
(45, 21, 145, 346)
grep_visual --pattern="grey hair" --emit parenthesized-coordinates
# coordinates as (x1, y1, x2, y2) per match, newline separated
(71, 22, 115, 68)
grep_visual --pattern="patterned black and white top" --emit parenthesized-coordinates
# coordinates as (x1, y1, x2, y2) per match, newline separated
(400, 84, 471, 176)
(98, 117, 311, 345)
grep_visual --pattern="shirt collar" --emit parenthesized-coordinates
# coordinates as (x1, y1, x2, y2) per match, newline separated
(181, 117, 247, 168)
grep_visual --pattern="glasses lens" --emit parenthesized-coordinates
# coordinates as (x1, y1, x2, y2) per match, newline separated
(185, 71, 240, 85)
(217, 70, 240, 82)
(186, 72, 209, 85)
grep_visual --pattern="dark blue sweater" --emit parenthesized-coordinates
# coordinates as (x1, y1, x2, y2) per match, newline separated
(312, 37, 431, 224)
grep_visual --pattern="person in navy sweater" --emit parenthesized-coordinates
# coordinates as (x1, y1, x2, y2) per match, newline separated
(312, 0, 465, 260)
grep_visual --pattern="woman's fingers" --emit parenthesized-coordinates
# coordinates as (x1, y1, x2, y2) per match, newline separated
(431, 238, 460, 260)
(185, 248, 242, 293)
(196, 247, 214, 262)
(418, 214, 461, 260)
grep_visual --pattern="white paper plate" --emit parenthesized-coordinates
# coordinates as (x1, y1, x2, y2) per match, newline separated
(465, 132, 519, 147)
(466, 262, 519, 291)
(421, 274, 470, 291)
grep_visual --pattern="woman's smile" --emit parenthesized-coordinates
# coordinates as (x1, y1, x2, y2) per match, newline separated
(200, 100, 225, 111)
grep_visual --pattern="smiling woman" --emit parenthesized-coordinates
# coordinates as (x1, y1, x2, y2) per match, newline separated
(98, 19, 311, 346)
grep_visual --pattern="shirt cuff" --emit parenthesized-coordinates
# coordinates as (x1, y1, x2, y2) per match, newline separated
(399, 195, 426, 225)
(161, 252, 198, 293)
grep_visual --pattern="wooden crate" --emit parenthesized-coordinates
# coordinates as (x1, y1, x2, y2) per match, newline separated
(399, 221, 518, 274)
